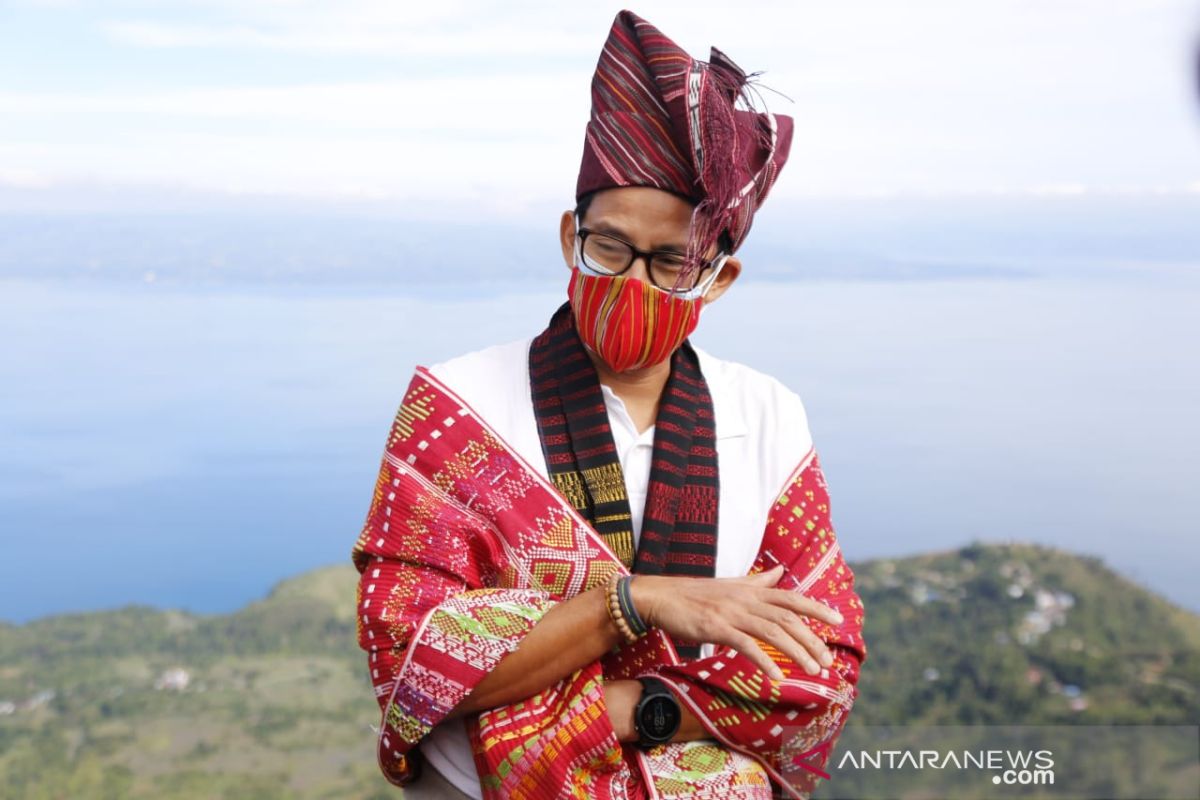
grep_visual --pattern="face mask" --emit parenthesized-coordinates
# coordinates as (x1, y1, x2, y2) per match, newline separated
(567, 266, 704, 373)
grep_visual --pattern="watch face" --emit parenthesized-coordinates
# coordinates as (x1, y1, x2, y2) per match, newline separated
(638, 694, 682, 741)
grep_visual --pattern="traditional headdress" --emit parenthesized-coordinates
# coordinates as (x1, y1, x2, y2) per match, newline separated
(576, 9, 794, 278)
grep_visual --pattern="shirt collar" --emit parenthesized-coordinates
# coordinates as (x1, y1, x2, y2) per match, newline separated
(598, 383, 656, 446)
(593, 347, 747, 442)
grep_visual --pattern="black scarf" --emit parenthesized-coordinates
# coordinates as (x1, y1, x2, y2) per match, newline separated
(529, 301, 720, 658)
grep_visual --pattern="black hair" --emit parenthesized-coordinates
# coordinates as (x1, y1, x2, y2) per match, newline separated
(574, 190, 735, 255)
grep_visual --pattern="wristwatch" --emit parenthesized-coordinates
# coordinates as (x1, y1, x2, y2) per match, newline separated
(633, 677, 682, 748)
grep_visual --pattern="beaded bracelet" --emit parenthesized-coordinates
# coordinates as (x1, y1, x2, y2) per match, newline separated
(605, 574, 646, 644)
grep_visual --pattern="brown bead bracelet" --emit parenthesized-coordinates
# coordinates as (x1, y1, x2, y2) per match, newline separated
(605, 573, 643, 645)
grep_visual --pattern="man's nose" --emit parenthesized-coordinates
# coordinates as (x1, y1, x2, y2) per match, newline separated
(625, 254, 654, 283)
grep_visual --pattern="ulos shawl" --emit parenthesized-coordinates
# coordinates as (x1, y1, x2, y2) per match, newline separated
(351, 366, 867, 799)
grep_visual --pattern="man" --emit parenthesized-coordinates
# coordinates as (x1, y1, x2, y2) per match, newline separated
(351, 10, 867, 799)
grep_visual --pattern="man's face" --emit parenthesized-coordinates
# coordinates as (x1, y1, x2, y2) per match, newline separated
(558, 186, 739, 304)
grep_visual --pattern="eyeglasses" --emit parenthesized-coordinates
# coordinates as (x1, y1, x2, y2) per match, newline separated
(574, 225, 729, 299)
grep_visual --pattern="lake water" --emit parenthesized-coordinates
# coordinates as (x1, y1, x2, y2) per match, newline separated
(2, 266, 1198, 622)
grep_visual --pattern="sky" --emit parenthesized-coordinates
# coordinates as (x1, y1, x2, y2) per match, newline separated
(1, 1, 1199, 621)
(2, 0, 1200, 221)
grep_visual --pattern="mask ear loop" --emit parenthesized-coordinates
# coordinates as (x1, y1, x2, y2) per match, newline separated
(571, 212, 583, 270)
(677, 253, 730, 302)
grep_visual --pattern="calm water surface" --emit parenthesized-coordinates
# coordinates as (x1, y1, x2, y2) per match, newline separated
(1, 269, 1197, 621)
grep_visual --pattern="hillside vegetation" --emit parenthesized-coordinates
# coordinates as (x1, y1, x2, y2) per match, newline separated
(2, 542, 1196, 798)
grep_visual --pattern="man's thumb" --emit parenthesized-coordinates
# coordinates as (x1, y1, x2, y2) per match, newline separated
(748, 564, 785, 584)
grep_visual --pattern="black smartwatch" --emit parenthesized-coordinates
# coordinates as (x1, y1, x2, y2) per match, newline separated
(633, 677, 682, 748)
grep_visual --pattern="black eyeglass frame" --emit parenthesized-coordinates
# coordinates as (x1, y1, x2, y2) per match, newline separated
(575, 226, 727, 295)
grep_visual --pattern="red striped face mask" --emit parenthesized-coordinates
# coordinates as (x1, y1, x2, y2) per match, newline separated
(567, 266, 704, 373)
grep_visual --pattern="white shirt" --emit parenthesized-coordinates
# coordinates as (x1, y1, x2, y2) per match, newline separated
(419, 336, 816, 799)
(600, 383, 656, 547)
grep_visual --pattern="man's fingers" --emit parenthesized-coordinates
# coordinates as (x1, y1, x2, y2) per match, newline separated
(746, 601, 834, 670)
(741, 564, 784, 586)
(766, 587, 844, 626)
(739, 615, 822, 676)
(722, 628, 785, 680)
(774, 606, 834, 668)
(664, 572, 843, 682)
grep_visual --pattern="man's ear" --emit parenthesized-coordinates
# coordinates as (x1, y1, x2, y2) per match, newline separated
(559, 211, 576, 270)
(702, 256, 741, 305)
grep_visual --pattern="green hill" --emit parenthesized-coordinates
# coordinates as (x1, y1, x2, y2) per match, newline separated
(1, 542, 1196, 798)
(0, 565, 379, 799)
(850, 541, 1200, 727)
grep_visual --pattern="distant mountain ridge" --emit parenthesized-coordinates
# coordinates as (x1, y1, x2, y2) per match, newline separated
(1, 542, 1196, 798)
(3, 193, 1198, 289)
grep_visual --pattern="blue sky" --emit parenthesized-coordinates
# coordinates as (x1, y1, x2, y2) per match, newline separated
(1, 0, 1199, 221)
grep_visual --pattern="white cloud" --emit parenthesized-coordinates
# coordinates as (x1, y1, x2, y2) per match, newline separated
(0, 75, 592, 134)
(100, 19, 600, 55)
(1027, 183, 1090, 196)
(0, 167, 55, 188)
(2, 0, 1198, 212)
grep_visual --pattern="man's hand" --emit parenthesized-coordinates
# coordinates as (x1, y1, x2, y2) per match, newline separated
(630, 565, 844, 680)
(446, 564, 843, 723)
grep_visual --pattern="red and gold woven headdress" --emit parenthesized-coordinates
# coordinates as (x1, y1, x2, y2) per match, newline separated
(576, 9, 795, 278)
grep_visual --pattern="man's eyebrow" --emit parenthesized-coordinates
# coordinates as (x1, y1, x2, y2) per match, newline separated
(590, 221, 687, 252)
